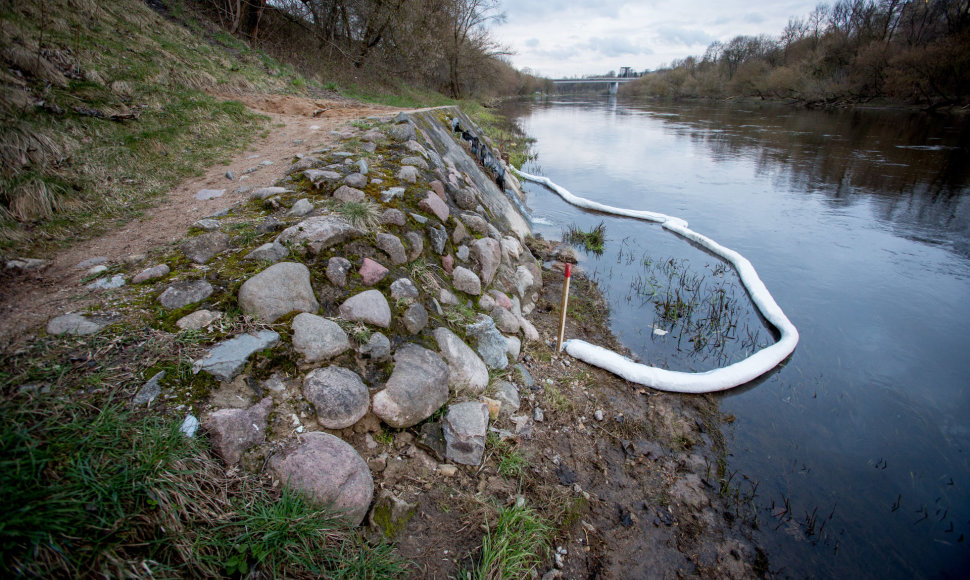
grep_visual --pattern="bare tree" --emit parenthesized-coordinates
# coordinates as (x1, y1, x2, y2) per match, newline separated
(703, 40, 723, 64)
(809, 3, 830, 46)
(445, 0, 505, 98)
(782, 17, 809, 63)
(208, 0, 265, 38)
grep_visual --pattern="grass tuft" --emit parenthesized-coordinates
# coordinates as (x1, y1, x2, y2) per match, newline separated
(337, 200, 383, 232)
(465, 502, 552, 580)
(488, 433, 526, 479)
(563, 221, 606, 255)
(407, 258, 443, 295)
(443, 302, 478, 329)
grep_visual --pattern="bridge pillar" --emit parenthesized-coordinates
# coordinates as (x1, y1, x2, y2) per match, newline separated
(609, 81, 618, 95)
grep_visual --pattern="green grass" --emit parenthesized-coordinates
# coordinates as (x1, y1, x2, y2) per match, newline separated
(443, 302, 478, 329)
(337, 200, 383, 232)
(563, 221, 607, 255)
(544, 383, 573, 413)
(464, 502, 552, 580)
(0, 0, 306, 255)
(341, 320, 373, 345)
(342, 82, 456, 109)
(374, 428, 395, 446)
(0, 395, 406, 578)
(488, 434, 526, 479)
(463, 103, 536, 169)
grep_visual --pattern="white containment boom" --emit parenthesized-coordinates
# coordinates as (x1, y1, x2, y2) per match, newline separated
(512, 168, 799, 394)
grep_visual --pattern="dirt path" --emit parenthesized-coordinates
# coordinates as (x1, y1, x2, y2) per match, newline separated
(0, 94, 400, 349)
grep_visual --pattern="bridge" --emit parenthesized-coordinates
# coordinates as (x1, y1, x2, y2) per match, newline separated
(551, 77, 638, 95)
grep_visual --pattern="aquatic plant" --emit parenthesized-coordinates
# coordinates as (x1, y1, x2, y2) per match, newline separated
(624, 251, 767, 367)
(563, 221, 606, 254)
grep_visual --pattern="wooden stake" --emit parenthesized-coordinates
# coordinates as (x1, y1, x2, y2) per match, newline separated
(557, 263, 572, 351)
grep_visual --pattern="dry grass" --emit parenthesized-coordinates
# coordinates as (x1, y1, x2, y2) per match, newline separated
(407, 258, 444, 295)
(336, 199, 384, 232)
(0, 175, 68, 221)
(0, 123, 70, 175)
(0, 0, 309, 253)
(173, 69, 219, 91)
(1, 44, 69, 87)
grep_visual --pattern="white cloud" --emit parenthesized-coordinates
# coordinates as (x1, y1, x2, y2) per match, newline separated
(493, 0, 820, 77)
(653, 26, 714, 47)
(586, 36, 648, 57)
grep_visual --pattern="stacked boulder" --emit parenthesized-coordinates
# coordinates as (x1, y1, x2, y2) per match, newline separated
(57, 109, 540, 528)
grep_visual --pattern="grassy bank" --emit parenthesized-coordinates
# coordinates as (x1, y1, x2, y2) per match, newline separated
(461, 101, 536, 169)
(0, 390, 405, 577)
(0, 0, 472, 259)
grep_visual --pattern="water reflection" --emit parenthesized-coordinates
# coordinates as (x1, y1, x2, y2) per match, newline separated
(641, 103, 970, 258)
(506, 97, 970, 578)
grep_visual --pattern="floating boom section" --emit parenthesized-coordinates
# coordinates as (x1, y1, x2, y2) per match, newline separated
(512, 168, 799, 394)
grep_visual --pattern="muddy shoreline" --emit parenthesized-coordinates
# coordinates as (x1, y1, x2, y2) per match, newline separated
(377, 236, 766, 578)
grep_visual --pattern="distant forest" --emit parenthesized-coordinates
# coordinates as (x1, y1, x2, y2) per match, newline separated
(621, 0, 970, 107)
(198, 0, 552, 99)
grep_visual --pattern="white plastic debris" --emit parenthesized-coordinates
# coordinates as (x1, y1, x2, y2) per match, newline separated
(513, 167, 799, 394)
(180, 414, 199, 437)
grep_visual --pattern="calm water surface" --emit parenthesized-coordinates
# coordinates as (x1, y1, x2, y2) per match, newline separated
(505, 97, 970, 578)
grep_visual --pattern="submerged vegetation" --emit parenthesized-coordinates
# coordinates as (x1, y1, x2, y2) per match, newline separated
(563, 221, 606, 255)
(611, 241, 770, 367)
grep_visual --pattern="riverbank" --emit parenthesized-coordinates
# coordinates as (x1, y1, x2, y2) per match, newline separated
(501, 237, 766, 578)
(0, 105, 764, 578)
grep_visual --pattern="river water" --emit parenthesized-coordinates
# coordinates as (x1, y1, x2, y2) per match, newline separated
(504, 97, 970, 578)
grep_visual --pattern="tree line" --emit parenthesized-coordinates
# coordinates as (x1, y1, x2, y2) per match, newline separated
(621, 0, 970, 107)
(197, 0, 551, 99)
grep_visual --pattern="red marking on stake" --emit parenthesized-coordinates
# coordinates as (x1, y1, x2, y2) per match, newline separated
(557, 263, 572, 351)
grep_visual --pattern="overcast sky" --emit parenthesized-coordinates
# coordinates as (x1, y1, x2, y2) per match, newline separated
(492, 1, 821, 78)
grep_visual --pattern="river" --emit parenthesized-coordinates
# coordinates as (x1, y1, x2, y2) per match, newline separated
(503, 96, 970, 578)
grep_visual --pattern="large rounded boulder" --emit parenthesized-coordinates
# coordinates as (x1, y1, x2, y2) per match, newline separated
(269, 432, 373, 526)
(372, 343, 449, 428)
(303, 366, 370, 429)
(238, 262, 318, 323)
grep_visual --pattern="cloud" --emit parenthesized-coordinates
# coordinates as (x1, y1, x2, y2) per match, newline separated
(585, 36, 652, 57)
(533, 45, 584, 61)
(493, 0, 821, 77)
(499, 0, 631, 21)
(654, 26, 714, 47)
